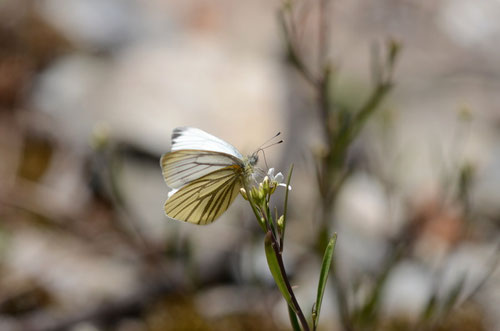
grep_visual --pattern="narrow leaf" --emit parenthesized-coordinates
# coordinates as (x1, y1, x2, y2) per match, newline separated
(264, 231, 294, 308)
(288, 304, 301, 331)
(313, 233, 337, 329)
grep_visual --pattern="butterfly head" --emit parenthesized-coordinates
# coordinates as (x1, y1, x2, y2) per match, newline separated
(242, 153, 259, 177)
(248, 153, 259, 166)
(249, 132, 282, 170)
(242, 132, 282, 183)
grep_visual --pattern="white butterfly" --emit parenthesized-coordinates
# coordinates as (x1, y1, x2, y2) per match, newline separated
(160, 127, 259, 225)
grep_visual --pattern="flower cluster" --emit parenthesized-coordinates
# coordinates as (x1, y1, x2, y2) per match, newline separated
(239, 167, 292, 236)
(240, 168, 291, 205)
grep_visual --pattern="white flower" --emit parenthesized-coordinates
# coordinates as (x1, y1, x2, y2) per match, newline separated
(267, 168, 292, 190)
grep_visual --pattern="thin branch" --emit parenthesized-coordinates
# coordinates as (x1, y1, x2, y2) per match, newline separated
(318, 0, 330, 71)
(279, 9, 318, 87)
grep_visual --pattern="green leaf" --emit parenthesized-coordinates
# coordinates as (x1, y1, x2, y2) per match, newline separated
(264, 231, 294, 309)
(288, 304, 302, 331)
(312, 233, 337, 329)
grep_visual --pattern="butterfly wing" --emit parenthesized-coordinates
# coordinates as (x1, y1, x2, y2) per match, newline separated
(161, 150, 243, 189)
(161, 127, 248, 224)
(164, 165, 243, 224)
(171, 127, 243, 159)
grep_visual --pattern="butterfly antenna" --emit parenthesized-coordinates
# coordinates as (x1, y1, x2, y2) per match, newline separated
(254, 132, 283, 170)
(257, 132, 281, 151)
(262, 149, 269, 169)
(261, 139, 283, 151)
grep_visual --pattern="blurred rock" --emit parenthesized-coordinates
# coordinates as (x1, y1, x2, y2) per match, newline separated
(195, 285, 264, 318)
(38, 0, 141, 51)
(438, 242, 497, 305)
(411, 193, 465, 267)
(334, 172, 396, 278)
(382, 261, 433, 318)
(0, 0, 71, 110)
(30, 54, 109, 149)
(2, 228, 138, 312)
(337, 172, 404, 238)
(472, 145, 500, 218)
(439, 0, 500, 51)
(30, 39, 285, 154)
(101, 39, 285, 155)
(70, 322, 100, 331)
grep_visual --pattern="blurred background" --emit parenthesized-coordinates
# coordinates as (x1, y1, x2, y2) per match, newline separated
(0, 0, 499, 330)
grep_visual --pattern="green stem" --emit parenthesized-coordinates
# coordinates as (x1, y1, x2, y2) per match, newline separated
(269, 232, 310, 331)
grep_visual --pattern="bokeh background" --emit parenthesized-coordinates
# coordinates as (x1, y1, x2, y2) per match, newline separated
(0, 0, 499, 330)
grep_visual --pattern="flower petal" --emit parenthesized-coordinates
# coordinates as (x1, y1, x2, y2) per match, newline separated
(278, 183, 292, 191)
(274, 172, 284, 182)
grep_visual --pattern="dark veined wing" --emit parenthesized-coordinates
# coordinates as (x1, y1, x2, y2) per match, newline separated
(170, 127, 244, 159)
(161, 150, 243, 189)
(164, 166, 243, 224)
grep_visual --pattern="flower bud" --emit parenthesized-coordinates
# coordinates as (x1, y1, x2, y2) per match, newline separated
(277, 215, 285, 234)
(262, 176, 270, 193)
